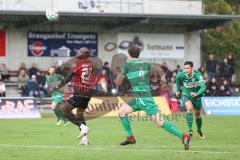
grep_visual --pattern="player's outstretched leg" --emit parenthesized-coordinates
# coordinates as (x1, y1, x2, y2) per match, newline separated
(195, 110, 205, 138)
(76, 108, 89, 145)
(185, 101, 194, 137)
(61, 101, 81, 127)
(62, 101, 90, 145)
(118, 104, 136, 145)
(151, 113, 191, 150)
(186, 112, 193, 137)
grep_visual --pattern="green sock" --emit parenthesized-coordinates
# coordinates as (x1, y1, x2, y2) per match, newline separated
(53, 109, 61, 120)
(186, 112, 193, 131)
(57, 109, 68, 122)
(162, 120, 183, 139)
(196, 117, 202, 131)
(120, 117, 133, 137)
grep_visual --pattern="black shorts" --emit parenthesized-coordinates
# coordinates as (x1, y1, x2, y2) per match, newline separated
(67, 95, 91, 109)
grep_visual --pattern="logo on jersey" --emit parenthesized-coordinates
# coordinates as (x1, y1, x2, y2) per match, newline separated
(184, 82, 200, 88)
(29, 41, 47, 56)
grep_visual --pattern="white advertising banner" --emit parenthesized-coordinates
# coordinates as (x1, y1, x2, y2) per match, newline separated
(117, 33, 185, 59)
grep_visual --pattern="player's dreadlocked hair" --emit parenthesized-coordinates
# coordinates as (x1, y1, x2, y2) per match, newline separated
(76, 47, 91, 59)
(128, 45, 141, 58)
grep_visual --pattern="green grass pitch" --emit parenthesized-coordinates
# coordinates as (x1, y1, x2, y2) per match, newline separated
(0, 114, 240, 160)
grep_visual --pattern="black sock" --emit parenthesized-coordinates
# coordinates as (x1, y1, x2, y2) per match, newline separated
(62, 102, 79, 127)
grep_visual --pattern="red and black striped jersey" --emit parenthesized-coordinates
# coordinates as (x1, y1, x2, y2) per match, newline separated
(71, 58, 93, 96)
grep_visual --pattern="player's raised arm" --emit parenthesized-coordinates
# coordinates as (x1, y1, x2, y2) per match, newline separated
(114, 62, 127, 86)
(58, 72, 74, 88)
(114, 74, 124, 86)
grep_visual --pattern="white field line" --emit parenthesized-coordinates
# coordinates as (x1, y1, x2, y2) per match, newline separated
(0, 144, 239, 154)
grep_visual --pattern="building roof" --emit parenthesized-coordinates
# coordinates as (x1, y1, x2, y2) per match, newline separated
(0, 11, 239, 31)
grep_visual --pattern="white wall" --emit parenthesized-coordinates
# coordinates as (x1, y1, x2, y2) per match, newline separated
(0, 0, 202, 15)
(0, 24, 201, 71)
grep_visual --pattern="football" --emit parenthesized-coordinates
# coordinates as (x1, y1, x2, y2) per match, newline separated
(45, 8, 59, 21)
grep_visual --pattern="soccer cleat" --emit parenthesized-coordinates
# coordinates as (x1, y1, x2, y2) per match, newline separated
(188, 130, 193, 137)
(197, 130, 205, 139)
(56, 120, 62, 126)
(80, 135, 89, 146)
(182, 134, 191, 150)
(120, 136, 136, 145)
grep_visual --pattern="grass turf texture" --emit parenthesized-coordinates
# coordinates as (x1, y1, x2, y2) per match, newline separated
(0, 114, 240, 160)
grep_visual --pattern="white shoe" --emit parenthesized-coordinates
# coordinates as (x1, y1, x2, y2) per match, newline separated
(80, 135, 89, 145)
(56, 120, 62, 126)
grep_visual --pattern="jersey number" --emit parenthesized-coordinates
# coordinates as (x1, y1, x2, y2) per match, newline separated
(139, 66, 144, 77)
(81, 66, 92, 84)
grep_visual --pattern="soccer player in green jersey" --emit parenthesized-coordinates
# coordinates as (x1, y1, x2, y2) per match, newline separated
(176, 61, 206, 138)
(115, 45, 191, 150)
(45, 66, 68, 126)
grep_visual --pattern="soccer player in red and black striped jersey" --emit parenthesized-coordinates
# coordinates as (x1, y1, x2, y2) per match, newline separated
(51, 47, 93, 145)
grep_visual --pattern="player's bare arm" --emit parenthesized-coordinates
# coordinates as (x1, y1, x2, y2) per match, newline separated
(58, 72, 74, 88)
(114, 74, 124, 86)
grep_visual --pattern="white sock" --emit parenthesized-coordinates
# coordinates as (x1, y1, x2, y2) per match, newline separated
(81, 135, 88, 143)
(80, 124, 87, 131)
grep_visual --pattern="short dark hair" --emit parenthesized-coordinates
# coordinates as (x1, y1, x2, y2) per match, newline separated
(128, 45, 141, 58)
(50, 66, 56, 70)
(184, 61, 193, 67)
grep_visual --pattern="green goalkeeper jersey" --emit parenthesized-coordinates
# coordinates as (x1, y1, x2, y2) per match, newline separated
(120, 59, 151, 97)
(176, 70, 206, 97)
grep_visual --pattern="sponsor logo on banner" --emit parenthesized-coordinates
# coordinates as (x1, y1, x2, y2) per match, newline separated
(27, 32, 98, 57)
(117, 33, 184, 59)
(74, 96, 172, 118)
(29, 41, 47, 56)
(202, 97, 240, 116)
(0, 97, 41, 119)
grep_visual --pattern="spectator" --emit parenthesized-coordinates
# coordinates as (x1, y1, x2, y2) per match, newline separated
(232, 87, 240, 97)
(103, 61, 114, 91)
(162, 62, 172, 82)
(222, 79, 231, 90)
(36, 71, 46, 86)
(0, 79, 6, 97)
(18, 69, 29, 90)
(18, 62, 28, 75)
(217, 85, 229, 96)
(173, 65, 181, 74)
(28, 63, 39, 78)
(150, 72, 161, 96)
(206, 53, 217, 82)
(227, 52, 235, 72)
(95, 69, 109, 93)
(26, 75, 44, 103)
(0, 63, 10, 82)
(219, 58, 234, 86)
(198, 65, 208, 82)
(160, 82, 172, 105)
(206, 77, 218, 96)
(207, 85, 218, 97)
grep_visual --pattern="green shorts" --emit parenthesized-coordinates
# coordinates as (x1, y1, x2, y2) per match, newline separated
(52, 92, 64, 104)
(182, 96, 202, 110)
(128, 96, 159, 116)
